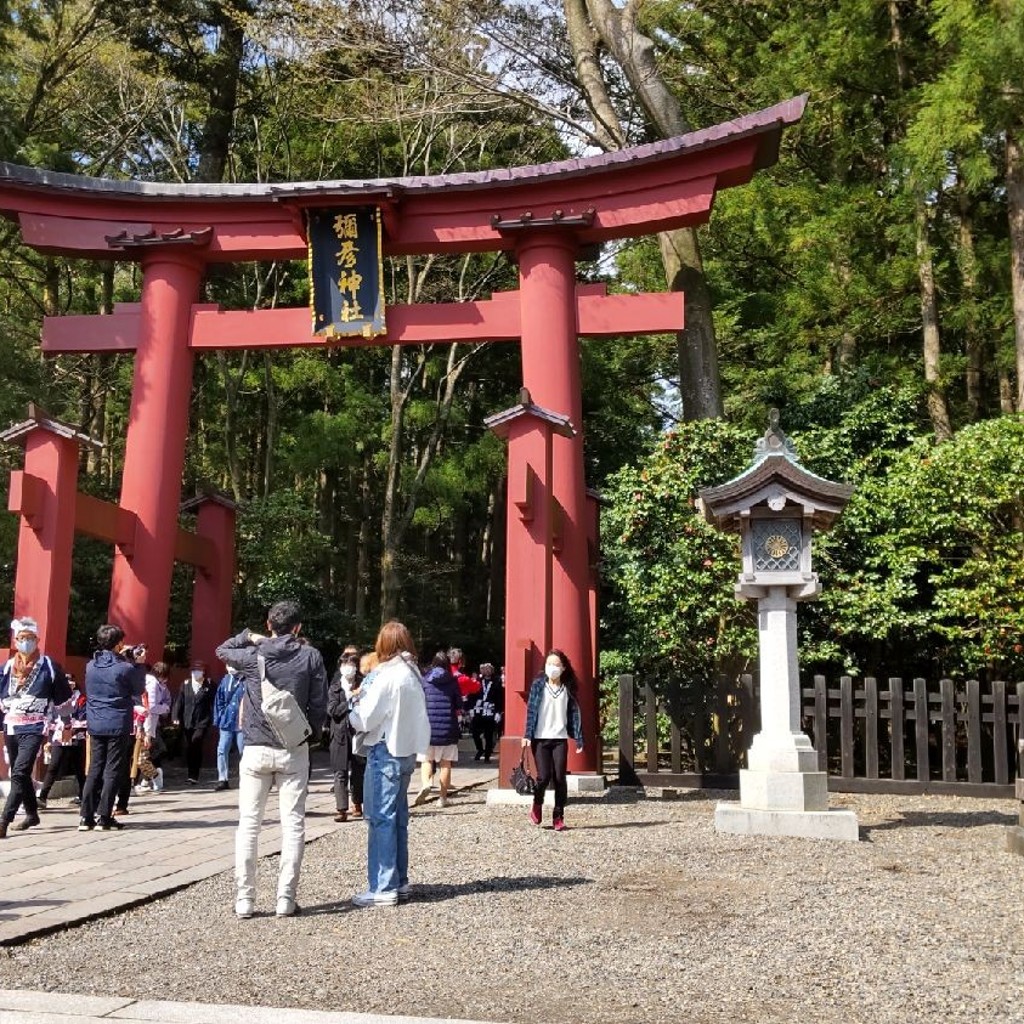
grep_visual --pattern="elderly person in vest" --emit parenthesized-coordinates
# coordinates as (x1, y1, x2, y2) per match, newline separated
(349, 620, 430, 907)
(80, 624, 147, 832)
(0, 617, 70, 838)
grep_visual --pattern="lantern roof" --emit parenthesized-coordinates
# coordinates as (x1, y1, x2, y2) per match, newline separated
(697, 410, 852, 532)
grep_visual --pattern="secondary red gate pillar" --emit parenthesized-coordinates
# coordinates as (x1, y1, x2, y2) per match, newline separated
(516, 232, 599, 772)
(1, 409, 98, 662)
(109, 247, 205, 653)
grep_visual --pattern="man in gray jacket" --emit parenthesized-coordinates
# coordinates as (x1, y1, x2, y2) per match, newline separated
(216, 600, 327, 919)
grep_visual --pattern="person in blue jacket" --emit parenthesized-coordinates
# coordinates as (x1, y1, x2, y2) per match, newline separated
(79, 624, 147, 832)
(213, 667, 246, 791)
(413, 651, 462, 808)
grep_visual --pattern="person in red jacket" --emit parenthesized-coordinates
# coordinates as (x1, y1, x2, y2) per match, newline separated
(448, 647, 479, 734)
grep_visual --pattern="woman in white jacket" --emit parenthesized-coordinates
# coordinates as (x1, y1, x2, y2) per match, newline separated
(348, 620, 430, 907)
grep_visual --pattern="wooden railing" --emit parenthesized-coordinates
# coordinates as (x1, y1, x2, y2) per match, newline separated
(617, 673, 1024, 797)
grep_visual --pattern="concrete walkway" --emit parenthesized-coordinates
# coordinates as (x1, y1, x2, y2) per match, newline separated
(0, 747, 497, 946)
(0, 989, 499, 1023)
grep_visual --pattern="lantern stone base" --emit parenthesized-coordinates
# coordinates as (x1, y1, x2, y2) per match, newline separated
(739, 768, 828, 811)
(715, 802, 860, 842)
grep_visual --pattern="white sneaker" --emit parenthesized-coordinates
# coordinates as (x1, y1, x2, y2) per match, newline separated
(351, 889, 398, 908)
(152, 768, 164, 792)
(235, 899, 254, 919)
(438, 795, 449, 808)
(275, 897, 299, 917)
(413, 785, 431, 807)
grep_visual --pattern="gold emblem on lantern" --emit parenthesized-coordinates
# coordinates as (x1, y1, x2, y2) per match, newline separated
(764, 534, 791, 559)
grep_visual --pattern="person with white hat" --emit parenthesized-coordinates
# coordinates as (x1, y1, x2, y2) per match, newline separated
(0, 617, 70, 839)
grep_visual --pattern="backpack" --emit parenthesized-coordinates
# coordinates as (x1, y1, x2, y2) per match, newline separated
(257, 654, 312, 749)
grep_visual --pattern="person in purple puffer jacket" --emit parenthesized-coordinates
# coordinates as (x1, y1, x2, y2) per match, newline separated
(413, 651, 462, 809)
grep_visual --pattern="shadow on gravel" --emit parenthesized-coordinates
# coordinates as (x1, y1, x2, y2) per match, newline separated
(568, 819, 675, 831)
(860, 809, 1015, 838)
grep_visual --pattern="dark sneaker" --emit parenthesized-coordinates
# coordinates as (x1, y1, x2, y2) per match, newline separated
(98, 817, 124, 831)
(16, 814, 41, 831)
(0, 821, 8, 839)
(77, 820, 95, 832)
(36, 797, 48, 810)
(69, 796, 81, 806)
(215, 781, 229, 792)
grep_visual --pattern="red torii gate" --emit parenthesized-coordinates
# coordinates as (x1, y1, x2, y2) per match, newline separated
(0, 96, 806, 779)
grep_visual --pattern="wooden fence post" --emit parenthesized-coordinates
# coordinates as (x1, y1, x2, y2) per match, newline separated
(890, 678, 905, 781)
(814, 675, 828, 772)
(913, 677, 929, 782)
(840, 675, 854, 778)
(993, 680, 1008, 785)
(617, 674, 638, 786)
(967, 679, 982, 784)
(940, 678, 956, 783)
(864, 677, 879, 779)
(644, 681, 659, 774)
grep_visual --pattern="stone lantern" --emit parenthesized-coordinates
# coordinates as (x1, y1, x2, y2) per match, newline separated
(697, 410, 859, 841)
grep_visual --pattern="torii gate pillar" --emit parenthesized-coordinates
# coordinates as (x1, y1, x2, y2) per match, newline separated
(109, 249, 204, 653)
(516, 232, 598, 773)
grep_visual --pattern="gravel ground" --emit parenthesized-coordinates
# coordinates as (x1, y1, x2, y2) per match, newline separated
(1, 786, 1022, 1024)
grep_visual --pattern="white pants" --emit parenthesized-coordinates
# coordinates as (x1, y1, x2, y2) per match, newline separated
(235, 743, 309, 904)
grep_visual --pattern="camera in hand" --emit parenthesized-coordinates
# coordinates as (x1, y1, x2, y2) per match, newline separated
(124, 643, 146, 660)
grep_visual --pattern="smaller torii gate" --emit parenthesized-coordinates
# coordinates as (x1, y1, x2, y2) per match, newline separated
(1, 404, 235, 668)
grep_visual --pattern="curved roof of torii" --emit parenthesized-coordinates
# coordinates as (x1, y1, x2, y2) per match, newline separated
(0, 95, 806, 261)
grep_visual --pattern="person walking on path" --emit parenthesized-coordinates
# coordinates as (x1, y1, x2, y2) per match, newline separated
(37, 672, 87, 808)
(349, 620, 430, 908)
(172, 661, 215, 785)
(521, 648, 584, 833)
(79, 626, 147, 832)
(138, 662, 172, 793)
(467, 662, 503, 763)
(0, 617, 70, 838)
(326, 652, 364, 822)
(414, 651, 462, 807)
(213, 667, 245, 791)
(216, 600, 328, 919)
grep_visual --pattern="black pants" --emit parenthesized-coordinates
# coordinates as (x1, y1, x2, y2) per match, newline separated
(39, 742, 86, 800)
(472, 717, 497, 760)
(531, 737, 568, 819)
(81, 733, 131, 825)
(2, 732, 43, 824)
(183, 727, 206, 782)
(332, 754, 366, 812)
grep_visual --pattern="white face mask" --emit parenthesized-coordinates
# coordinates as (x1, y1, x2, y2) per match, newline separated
(226, 666, 237, 676)
(545, 662, 563, 681)
(191, 670, 204, 682)
(340, 665, 356, 679)
(15, 638, 38, 655)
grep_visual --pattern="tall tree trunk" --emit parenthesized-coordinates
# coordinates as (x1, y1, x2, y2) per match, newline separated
(380, 343, 406, 620)
(195, 2, 246, 183)
(563, 0, 723, 418)
(917, 204, 953, 440)
(1007, 128, 1024, 412)
(261, 352, 276, 497)
(956, 186, 984, 420)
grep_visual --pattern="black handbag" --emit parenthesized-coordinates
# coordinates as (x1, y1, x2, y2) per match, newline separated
(510, 749, 536, 795)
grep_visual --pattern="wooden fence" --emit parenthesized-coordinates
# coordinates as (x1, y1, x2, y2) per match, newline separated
(617, 673, 1024, 798)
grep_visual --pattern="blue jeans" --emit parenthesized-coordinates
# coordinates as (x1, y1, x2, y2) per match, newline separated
(364, 742, 416, 894)
(217, 730, 244, 781)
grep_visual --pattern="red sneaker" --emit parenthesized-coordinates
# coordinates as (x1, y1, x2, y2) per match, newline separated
(529, 804, 542, 826)
(553, 818, 567, 832)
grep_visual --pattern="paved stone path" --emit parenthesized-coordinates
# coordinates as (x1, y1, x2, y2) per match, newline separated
(0, 747, 497, 946)
(0, 989, 497, 1023)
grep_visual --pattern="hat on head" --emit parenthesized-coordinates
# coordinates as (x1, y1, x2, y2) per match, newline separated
(11, 617, 39, 637)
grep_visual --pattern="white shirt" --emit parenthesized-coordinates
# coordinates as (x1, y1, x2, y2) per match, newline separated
(536, 683, 569, 739)
(349, 653, 430, 757)
(145, 675, 172, 739)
